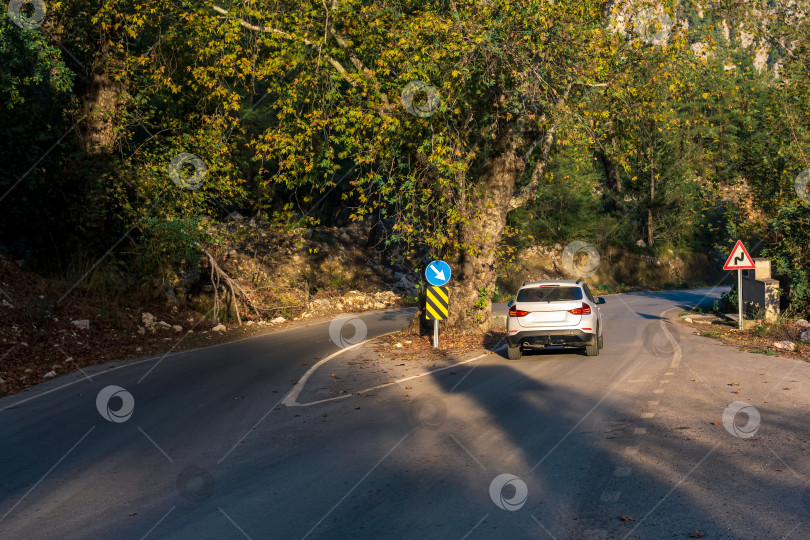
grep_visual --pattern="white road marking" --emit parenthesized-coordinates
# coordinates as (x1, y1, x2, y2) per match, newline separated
(281, 336, 374, 407)
(659, 309, 683, 368)
(284, 343, 499, 407)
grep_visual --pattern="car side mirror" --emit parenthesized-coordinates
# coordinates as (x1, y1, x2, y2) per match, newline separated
(596, 297, 606, 305)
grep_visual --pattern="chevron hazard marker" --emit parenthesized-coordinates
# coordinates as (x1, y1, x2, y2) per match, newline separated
(426, 286, 449, 320)
(425, 285, 449, 348)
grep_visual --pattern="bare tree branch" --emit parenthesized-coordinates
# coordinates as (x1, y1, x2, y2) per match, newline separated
(212, 5, 354, 84)
(508, 82, 574, 210)
(212, 4, 391, 115)
(322, 3, 391, 110)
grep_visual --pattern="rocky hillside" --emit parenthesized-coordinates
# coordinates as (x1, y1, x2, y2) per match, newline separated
(501, 243, 725, 293)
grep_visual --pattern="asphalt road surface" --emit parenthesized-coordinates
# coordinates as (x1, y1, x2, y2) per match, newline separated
(2, 287, 810, 539)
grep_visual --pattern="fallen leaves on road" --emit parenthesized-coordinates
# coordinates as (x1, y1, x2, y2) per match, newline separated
(729, 382, 740, 386)
(375, 328, 504, 356)
(689, 530, 706, 538)
(619, 514, 634, 522)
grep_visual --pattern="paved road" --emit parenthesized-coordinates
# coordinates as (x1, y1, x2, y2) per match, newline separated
(2, 287, 810, 539)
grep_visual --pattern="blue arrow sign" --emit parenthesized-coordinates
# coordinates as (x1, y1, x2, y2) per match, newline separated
(426, 260, 451, 287)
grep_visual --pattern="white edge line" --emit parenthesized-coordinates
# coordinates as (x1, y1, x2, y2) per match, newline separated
(658, 307, 683, 368)
(281, 330, 400, 406)
(0, 308, 417, 412)
(286, 347, 501, 407)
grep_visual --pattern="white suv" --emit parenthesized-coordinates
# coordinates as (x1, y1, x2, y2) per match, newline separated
(506, 279, 605, 359)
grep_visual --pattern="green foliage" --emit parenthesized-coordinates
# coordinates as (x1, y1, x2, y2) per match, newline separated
(133, 217, 205, 282)
(473, 288, 490, 310)
(717, 283, 738, 313)
(0, 15, 73, 108)
(763, 203, 810, 316)
(491, 287, 511, 303)
(1, 0, 809, 323)
(507, 148, 620, 247)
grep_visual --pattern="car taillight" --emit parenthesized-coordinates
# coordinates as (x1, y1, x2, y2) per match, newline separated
(568, 302, 591, 315)
(509, 304, 529, 317)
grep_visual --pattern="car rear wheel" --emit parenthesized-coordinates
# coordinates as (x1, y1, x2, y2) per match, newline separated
(585, 340, 599, 356)
(507, 345, 522, 360)
(597, 329, 604, 349)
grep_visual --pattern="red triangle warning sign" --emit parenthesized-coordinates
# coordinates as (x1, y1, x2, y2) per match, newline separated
(723, 240, 756, 270)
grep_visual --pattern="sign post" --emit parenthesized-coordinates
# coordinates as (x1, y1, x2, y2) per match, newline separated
(738, 269, 743, 330)
(425, 260, 451, 348)
(723, 240, 756, 330)
(425, 285, 449, 347)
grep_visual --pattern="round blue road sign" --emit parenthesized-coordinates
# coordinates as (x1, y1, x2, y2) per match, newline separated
(426, 260, 452, 287)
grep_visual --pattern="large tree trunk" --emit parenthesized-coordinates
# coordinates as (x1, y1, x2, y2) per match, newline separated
(648, 152, 655, 247)
(414, 85, 570, 335)
(79, 69, 124, 155)
(445, 128, 528, 333)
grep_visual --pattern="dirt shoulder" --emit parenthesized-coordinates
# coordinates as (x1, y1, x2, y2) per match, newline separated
(287, 322, 507, 407)
(0, 253, 408, 398)
(674, 311, 810, 361)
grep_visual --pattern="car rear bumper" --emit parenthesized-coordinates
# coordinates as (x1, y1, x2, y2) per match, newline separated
(507, 328, 596, 348)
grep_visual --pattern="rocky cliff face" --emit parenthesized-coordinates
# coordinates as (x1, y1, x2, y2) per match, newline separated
(160, 212, 724, 322)
(500, 243, 724, 294)
(161, 215, 427, 321)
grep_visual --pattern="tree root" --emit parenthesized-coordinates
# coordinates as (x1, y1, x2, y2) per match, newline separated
(196, 242, 261, 325)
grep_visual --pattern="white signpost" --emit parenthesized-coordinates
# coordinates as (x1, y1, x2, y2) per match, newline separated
(723, 240, 756, 330)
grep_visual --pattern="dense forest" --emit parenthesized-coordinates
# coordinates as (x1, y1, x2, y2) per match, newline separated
(1, 0, 808, 331)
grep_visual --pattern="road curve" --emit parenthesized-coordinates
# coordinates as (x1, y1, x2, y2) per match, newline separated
(4, 286, 810, 539)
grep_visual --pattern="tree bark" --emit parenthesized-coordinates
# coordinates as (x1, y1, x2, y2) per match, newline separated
(648, 151, 655, 247)
(446, 126, 529, 333)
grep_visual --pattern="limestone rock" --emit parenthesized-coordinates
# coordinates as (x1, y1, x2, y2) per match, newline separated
(773, 340, 795, 351)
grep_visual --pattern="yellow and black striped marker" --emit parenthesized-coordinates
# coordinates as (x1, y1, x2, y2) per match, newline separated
(425, 285, 449, 320)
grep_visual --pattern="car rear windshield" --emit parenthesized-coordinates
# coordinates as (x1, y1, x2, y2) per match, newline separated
(517, 286, 583, 302)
